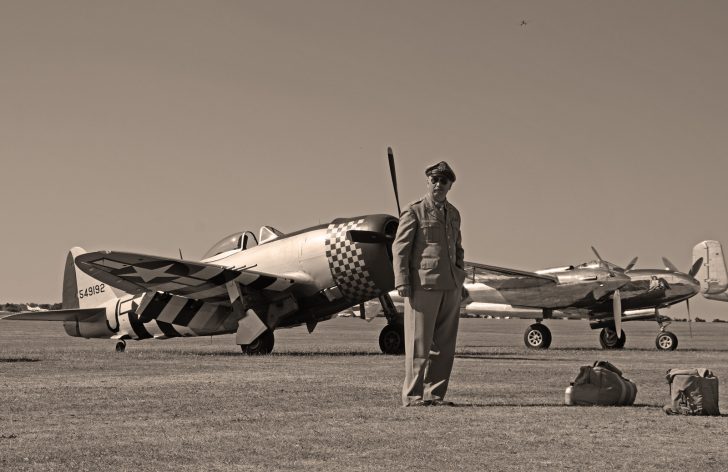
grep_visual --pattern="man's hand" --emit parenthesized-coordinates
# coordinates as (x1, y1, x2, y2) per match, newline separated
(461, 286, 470, 302)
(397, 285, 411, 298)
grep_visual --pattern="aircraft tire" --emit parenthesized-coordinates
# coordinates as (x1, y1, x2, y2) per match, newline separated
(599, 328, 626, 349)
(379, 324, 405, 355)
(524, 323, 552, 349)
(115, 341, 126, 353)
(241, 330, 275, 355)
(655, 331, 678, 351)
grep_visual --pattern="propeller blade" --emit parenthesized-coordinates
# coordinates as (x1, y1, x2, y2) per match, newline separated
(689, 257, 704, 277)
(686, 298, 693, 339)
(346, 230, 391, 244)
(359, 303, 365, 320)
(625, 257, 638, 271)
(591, 246, 615, 275)
(591, 246, 603, 262)
(662, 257, 679, 272)
(388, 147, 401, 216)
(613, 289, 622, 339)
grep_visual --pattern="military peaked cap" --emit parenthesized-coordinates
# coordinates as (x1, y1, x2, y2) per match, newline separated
(425, 161, 456, 182)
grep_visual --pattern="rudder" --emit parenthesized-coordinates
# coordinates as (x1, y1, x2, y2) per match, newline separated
(63, 247, 129, 309)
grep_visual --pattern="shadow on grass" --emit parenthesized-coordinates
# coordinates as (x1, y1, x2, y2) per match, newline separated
(450, 402, 663, 408)
(145, 350, 385, 357)
(0, 357, 40, 363)
(456, 354, 578, 362)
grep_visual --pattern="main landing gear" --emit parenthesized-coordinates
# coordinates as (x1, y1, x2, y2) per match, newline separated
(115, 340, 126, 353)
(379, 324, 405, 355)
(378, 293, 405, 355)
(240, 330, 275, 355)
(598, 328, 626, 349)
(523, 323, 552, 349)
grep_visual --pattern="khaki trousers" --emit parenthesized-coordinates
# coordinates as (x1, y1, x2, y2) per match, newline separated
(402, 287, 460, 406)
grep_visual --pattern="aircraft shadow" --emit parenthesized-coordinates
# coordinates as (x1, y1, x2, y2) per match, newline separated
(456, 354, 578, 362)
(0, 357, 40, 363)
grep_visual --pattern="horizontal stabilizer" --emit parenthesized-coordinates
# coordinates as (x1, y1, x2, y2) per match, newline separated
(0, 308, 105, 322)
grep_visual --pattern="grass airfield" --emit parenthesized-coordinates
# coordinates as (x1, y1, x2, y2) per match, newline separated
(2, 318, 728, 471)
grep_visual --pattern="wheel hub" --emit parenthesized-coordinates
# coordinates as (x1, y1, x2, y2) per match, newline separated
(527, 330, 543, 346)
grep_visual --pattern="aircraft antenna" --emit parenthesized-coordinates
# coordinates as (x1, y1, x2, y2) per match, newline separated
(178, 248, 184, 259)
(388, 147, 401, 216)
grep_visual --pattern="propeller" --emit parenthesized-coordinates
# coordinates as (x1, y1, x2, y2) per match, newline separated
(686, 298, 693, 339)
(388, 147, 401, 216)
(689, 257, 703, 277)
(624, 257, 638, 271)
(613, 289, 622, 338)
(591, 246, 615, 275)
(662, 257, 679, 273)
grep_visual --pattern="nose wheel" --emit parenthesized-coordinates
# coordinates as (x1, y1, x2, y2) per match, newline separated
(523, 323, 552, 349)
(115, 341, 126, 353)
(655, 331, 678, 351)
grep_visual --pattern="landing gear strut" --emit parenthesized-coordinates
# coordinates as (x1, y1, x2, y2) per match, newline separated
(599, 328, 626, 349)
(115, 340, 126, 353)
(240, 330, 275, 355)
(523, 323, 552, 349)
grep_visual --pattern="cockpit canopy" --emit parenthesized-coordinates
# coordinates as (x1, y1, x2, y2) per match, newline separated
(202, 231, 258, 260)
(201, 226, 286, 260)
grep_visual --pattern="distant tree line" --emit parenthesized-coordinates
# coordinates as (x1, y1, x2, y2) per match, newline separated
(0, 302, 62, 312)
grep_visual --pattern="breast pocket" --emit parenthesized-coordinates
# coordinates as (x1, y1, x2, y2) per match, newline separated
(421, 223, 442, 243)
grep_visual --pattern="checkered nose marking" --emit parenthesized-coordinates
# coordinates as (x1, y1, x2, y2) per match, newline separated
(325, 218, 380, 302)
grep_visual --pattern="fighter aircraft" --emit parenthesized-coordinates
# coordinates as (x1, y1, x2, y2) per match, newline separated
(0, 148, 415, 354)
(0, 215, 401, 354)
(692, 240, 728, 301)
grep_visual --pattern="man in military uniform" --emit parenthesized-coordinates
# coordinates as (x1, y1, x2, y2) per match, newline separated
(392, 161, 467, 407)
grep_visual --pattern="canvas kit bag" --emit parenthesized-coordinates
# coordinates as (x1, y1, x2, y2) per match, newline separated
(663, 368, 720, 416)
(565, 361, 637, 406)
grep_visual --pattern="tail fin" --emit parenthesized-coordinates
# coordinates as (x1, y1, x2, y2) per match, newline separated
(63, 247, 130, 309)
(692, 241, 728, 295)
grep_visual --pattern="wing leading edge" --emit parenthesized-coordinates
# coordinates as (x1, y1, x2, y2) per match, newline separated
(464, 261, 558, 290)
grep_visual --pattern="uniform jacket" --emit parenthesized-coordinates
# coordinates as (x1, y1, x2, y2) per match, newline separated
(393, 195, 467, 290)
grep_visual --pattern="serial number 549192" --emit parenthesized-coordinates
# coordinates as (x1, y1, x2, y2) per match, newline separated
(78, 284, 105, 299)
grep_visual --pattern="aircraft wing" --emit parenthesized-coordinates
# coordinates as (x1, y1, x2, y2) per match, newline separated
(75, 251, 296, 302)
(464, 261, 558, 289)
(0, 308, 105, 322)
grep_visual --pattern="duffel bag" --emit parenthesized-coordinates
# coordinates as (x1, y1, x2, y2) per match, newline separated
(566, 361, 637, 406)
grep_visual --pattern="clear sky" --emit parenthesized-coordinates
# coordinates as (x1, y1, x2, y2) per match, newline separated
(2, 1, 727, 319)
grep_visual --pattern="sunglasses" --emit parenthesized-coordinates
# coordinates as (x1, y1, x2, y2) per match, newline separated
(429, 176, 450, 185)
